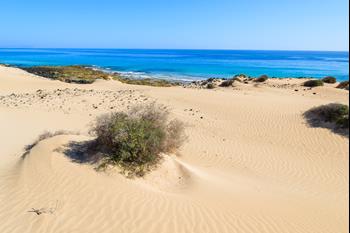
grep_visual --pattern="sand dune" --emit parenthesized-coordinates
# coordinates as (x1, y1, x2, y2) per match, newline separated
(0, 65, 348, 233)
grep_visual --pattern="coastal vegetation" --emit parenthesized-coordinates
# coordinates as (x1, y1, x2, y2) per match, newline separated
(304, 103, 349, 135)
(337, 81, 349, 90)
(90, 104, 186, 177)
(219, 79, 234, 87)
(206, 83, 216, 89)
(23, 66, 110, 84)
(12, 65, 349, 90)
(303, 79, 324, 87)
(322, 76, 337, 84)
(22, 65, 178, 87)
(254, 75, 269, 82)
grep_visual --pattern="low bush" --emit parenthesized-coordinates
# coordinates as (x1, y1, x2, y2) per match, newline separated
(219, 79, 234, 87)
(303, 79, 324, 87)
(90, 104, 186, 176)
(322, 76, 337, 84)
(206, 83, 216, 89)
(303, 103, 349, 135)
(254, 75, 269, 82)
(336, 81, 349, 90)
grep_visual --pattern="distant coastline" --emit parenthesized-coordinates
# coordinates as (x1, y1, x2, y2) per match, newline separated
(0, 48, 348, 81)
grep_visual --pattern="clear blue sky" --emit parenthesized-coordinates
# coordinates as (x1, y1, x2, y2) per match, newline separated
(0, 0, 348, 51)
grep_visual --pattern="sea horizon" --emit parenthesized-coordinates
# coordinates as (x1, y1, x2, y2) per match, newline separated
(1, 48, 349, 81)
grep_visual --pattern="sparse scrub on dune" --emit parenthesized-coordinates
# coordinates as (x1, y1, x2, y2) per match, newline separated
(303, 103, 349, 136)
(206, 83, 216, 89)
(219, 79, 234, 87)
(303, 79, 324, 87)
(254, 75, 269, 82)
(90, 104, 186, 177)
(336, 81, 349, 90)
(322, 76, 337, 84)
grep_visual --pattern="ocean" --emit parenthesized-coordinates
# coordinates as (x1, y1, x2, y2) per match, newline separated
(0, 48, 348, 81)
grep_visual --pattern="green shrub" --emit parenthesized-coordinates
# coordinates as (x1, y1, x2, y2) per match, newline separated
(254, 75, 269, 82)
(322, 76, 337, 84)
(303, 79, 324, 87)
(90, 104, 185, 176)
(336, 81, 349, 90)
(219, 79, 234, 87)
(304, 103, 349, 133)
(206, 83, 216, 89)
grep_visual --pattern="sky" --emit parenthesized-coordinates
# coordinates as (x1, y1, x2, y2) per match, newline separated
(0, 0, 348, 51)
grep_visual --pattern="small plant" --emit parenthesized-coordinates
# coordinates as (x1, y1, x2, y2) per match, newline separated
(254, 75, 269, 82)
(336, 81, 349, 90)
(219, 79, 234, 87)
(90, 104, 186, 177)
(303, 79, 324, 87)
(322, 76, 337, 84)
(304, 103, 349, 135)
(206, 83, 216, 89)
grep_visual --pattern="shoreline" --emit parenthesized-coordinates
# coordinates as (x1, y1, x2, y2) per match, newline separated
(1, 47, 349, 81)
(2, 64, 349, 89)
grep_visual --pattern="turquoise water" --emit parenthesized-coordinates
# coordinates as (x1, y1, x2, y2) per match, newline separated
(0, 48, 348, 81)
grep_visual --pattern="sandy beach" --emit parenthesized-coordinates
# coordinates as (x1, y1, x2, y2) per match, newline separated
(0, 65, 348, 233)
